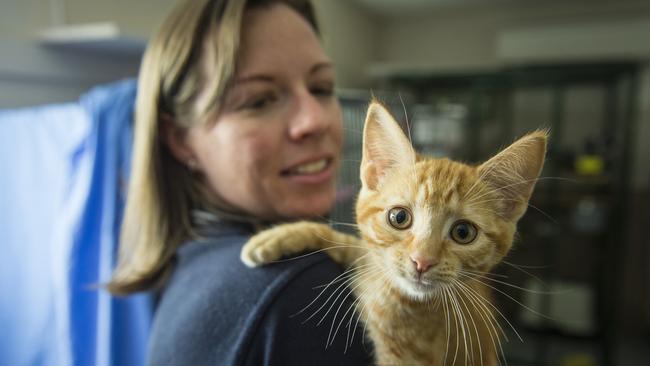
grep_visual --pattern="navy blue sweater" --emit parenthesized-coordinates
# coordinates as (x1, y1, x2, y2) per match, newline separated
(147, 222, 373, 365)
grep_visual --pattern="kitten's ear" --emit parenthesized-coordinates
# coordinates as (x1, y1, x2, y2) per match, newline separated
(360, 102, 416, 190)
(477, 130, 548, 221)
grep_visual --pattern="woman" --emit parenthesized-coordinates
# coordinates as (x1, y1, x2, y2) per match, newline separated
(108, 0, 372, 364)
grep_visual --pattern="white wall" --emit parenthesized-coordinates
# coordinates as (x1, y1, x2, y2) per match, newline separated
(0, 39, 141, 108)
(0, 0, 49, 40)
(2, 0, 649, 114)
(312, 0, 378, 88)
(375, 0, 650, 72)
(0, 0, 175, 109)
(62, 0, 177, 38)
(0, 0, 377, 109)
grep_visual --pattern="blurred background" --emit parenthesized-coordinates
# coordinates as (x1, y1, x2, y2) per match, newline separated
(1, 0, 648, 365)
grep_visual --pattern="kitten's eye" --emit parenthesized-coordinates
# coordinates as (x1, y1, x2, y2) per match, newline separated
(387, 207, 412, 230)
(450, 220, 478, 244)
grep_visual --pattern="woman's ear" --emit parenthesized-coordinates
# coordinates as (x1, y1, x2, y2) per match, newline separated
(159, 113, 198, 170)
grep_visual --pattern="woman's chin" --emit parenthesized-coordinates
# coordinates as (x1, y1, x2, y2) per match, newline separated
(277, 192, 336, 220)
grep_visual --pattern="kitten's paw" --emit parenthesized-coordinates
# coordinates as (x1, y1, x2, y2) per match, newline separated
(240, 228, 288, 268)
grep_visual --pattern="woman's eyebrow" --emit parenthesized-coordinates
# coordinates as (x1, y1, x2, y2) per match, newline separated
(233, 74, 275, 85)
(310, 62, 333, 75)
(234, 62, 332, 85)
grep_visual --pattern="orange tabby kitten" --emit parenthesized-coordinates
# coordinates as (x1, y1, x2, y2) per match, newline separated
(241, 101, 547, 365)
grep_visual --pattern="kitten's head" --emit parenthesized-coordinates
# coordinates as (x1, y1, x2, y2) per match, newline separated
(355, 102, 547, 301)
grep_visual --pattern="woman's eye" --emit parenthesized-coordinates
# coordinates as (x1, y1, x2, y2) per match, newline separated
(450, 220, 478, 244)
(242, 93, 276, 111)
(387, 207, 412, 230)
(310, 84, 333, 97)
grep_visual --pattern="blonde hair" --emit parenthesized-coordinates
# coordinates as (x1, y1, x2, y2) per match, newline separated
(108, 0, 318, 295)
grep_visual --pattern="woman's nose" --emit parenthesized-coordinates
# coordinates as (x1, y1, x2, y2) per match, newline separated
(288, 91, 330, 141)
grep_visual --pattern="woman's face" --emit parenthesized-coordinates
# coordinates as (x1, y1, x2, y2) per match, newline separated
(186, 4, 343, 221)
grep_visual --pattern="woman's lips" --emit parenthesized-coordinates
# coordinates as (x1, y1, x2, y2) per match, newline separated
(287, 158, 328, 175)
(282, 157, 335, 185)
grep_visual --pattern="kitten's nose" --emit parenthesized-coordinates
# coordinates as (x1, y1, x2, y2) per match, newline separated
(409, 254, 437, 273)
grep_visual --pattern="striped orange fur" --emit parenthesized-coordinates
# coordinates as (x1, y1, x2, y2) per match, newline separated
(242, 101, 547, 365)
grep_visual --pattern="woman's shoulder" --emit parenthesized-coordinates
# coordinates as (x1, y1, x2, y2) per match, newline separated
(167, 233, 336, 308)
(148, 233, 371, 365)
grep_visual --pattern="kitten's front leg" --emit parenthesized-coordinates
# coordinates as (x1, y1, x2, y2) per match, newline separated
(240, 221, 363, 268)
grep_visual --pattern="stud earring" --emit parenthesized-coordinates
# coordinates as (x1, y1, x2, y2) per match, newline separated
(187, 158, 198, 171)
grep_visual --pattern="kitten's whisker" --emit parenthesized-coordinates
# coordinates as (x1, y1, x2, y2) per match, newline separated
(312, 233, 367, 249)
(319, 216, 358, 224)
(450, 284, 481, 366)
(358, 274, 392, 349)
(312, 261, 374, 289)
(503, 260, 550, 270)
(448, 287, 461, 366)
(456, 279, 525, 342)
(327, 221, 360, 229)
(264, 244, 369, 265)
(351, 294, 370, 349)
(442, 287, 454, 365)
(396, 94, 419, 188)
(454, 281, 509, 366)
(344, 295, 364, 351)
(314, 276, 362, 331)
(347, 251, 374, 266)
(465, 275, 556, 322)
(454, 280, 509, 341)
(295, 266, 359, 317)
(453, 279, 504, 366)
(312, 234, 379, 261)
(327, 268, 381, 346)
(344, 270, 388, 349)
(317, 267, 383, 328)
(460, 292, 508, 359)
(449, 289, 467, 365)
(392, 95, 419, 199)
(296, 265, 372, 321)
(525, 203, 557, 224)
(455, 287, 484, 365)
(502, 261, 549, 295)
(461, 269, 509, 279)
(442, 286, 451, 366)
(459, 272, 564, 295)
(533, 176, 576, 183)
(327, 284, 358, 346)
(431, 290, 442, 311)
(457, 281, 503, 341)
(398, 93, 414, 146)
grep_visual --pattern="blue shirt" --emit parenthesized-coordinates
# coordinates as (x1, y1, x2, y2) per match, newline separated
(147, 221, 373, 365)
